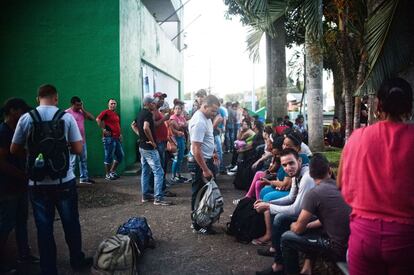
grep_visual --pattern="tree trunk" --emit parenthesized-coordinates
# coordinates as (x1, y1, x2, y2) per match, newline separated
(353, 50, 368, 129)
(265, 33, 273, 121)
(305, 0, 324, 152)
(332, 66, 345, 126)
(336, 2, 357, 141)
(353, 96, 361, 129)
(367, 94, 376, 124)
(269, 16, 287, 121)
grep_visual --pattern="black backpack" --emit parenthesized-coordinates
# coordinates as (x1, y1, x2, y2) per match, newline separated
(226, 197, 266, 243)
(27, 109, 69, 182)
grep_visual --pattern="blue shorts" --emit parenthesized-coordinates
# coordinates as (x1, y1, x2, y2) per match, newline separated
(102, 137, 125, 164)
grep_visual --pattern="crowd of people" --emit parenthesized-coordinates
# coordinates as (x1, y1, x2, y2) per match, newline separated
(0, 76, 413, 275)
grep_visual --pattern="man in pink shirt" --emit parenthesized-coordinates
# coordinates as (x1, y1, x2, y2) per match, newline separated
(66, 96, 95, 184)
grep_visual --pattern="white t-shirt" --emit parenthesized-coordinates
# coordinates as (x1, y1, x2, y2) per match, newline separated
(300, 142, 313, 157)
(188, 110, 215, 159)
(12, 105, 82, 186)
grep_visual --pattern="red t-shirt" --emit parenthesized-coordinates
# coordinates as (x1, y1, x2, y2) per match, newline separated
(97, 109, 121, 139)
(153, 110, 168, 142)
(341, 121, 414, 225)
(274, 125, 288, 135)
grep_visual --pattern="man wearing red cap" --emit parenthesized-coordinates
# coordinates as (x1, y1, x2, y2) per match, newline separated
(150, 92, 176, 197)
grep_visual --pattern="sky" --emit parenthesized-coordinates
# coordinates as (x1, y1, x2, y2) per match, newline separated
(182, 0, 266, 97)
(181, 0, 334, 110)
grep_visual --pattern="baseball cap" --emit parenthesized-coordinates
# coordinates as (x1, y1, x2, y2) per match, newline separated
(153, 92, 167, 98)
(143, 96, 159, 105)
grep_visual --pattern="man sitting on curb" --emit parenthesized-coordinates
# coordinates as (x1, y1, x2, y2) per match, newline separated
(256, 153, 351, 275)
(253, 148, 315, 246)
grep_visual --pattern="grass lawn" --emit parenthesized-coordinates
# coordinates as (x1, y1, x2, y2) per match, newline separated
(320, 147, 342, 174)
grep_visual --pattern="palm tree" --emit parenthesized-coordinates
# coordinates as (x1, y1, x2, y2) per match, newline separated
(304, 0, 324, 151)
(225, 0, 414, 143)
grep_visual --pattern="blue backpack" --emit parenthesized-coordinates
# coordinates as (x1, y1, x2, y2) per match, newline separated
(117, 217, 155, 252)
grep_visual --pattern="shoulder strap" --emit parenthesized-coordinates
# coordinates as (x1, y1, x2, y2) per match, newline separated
(52, 109, 66, 121)
(193, 182, 210, 210)
(29, 109, 42, 123)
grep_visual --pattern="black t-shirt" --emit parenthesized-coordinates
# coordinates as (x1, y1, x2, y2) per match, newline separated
(301, 178, 351, 257)
(136, 108, 155, 150)
(0, 122, 26, 195)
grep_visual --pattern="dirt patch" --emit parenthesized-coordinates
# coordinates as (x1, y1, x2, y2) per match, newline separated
(78, 185, 136, 208)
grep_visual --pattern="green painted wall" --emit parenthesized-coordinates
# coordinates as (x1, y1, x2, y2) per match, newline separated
(0, 0, 119, 177)
(0, 0, 184, 177)
(119, 0, 143, 170)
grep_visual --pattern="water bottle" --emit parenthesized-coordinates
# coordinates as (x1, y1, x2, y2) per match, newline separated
(34, 153, 45, 168)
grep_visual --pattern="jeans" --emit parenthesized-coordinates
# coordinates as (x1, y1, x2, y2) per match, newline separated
(271, 213, 298, 263)
(0, 193, 30, 258)
(149, 141, 167, 193)
(225, 126, 235, 152)
(70, 143, 89, 180)
(234, 123, 240, 142)
(172, 136, 185, 177)
(214, 135, 225, 172)
(188, 158, 216, 211)
(281, 229, 337, 274)
(139, 148, 165, 201)
(260, 186, 290, 202)
(102, 137, 124, 165)
(348, 216, 414, 275)
(30, 179, 84, 275)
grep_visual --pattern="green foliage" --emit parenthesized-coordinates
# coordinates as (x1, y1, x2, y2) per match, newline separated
(224, 0, 305, 61)
(361, 0, 414, 94)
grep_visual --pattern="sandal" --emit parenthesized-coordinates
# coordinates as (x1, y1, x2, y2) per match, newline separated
(251, 238, 271, 246)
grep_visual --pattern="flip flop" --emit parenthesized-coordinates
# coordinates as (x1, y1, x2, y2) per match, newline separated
(251, 239, 271, 246)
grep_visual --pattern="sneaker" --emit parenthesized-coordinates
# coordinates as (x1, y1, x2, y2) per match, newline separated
(70, 256, 93, 271)
(230, 165, 238, 172)
(110, 172, 120, 179)
(141, 197, 154, 203)
(164, 190, 177, 197)
(105, 174, 113, 180)
(17, 254, 40, 264)
(79, 178, 95, 184)
(227, 171, 236, 176)
(195, 227, 216, 235)
(153, 199, 174, 206)
(170, 176, 183, 184)
(232, 198, 241, 205)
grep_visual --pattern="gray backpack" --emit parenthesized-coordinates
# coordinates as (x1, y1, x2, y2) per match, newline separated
(191, 179, 224, 228)
(92, 234, 141, 275)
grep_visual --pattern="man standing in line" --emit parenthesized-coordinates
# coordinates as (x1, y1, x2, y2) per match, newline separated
(0, 98, 39, 273)
(188, 94, 220, 234)
(134, 96, 173, 206)
(11, 84, 92, 274)
(150, 92, 176, 196)
(66, 96, 95, 184)
(96, 99, 125, 180)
